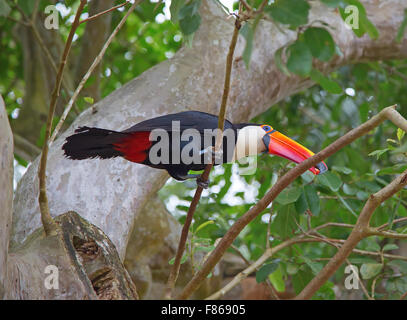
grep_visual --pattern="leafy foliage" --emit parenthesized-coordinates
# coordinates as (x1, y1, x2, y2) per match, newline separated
(1, 0, 407, 300)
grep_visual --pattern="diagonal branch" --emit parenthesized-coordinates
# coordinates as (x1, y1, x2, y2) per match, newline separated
(177, 105, 407, 299)
(49, 0, 142, 144)
(296, 167, 407, 299)
(164, 12, 242, 300)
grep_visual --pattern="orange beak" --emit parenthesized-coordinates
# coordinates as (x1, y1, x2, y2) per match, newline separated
(262, 130, 328, 175)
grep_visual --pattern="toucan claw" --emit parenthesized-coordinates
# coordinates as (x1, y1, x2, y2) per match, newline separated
(196, 177, 210, 189)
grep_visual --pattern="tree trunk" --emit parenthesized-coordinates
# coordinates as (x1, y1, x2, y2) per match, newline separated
(8, 0, 407, 299)
(0, 95, 13, 299)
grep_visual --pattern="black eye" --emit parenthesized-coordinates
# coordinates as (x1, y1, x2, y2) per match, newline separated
(262, 125, 271, 132)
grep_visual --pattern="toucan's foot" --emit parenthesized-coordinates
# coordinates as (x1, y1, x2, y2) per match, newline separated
(196, 177, 210, 189)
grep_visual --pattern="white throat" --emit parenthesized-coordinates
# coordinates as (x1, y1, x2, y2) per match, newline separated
(231, 126, 266, 162)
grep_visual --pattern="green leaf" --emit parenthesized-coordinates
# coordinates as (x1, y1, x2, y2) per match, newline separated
(337, 193, 358, 218)
(368, 148, 389, 160)
(310, 69, 342, 94)
(317, 172, 342, 192)
(195, 220, 214, 234)
(360, 263, 382, 279)
(268, 265, 285, 292)
(271, 204, 298, 238)
(388, 260, 407, 273)
(397, 128, 405, 142)
(340, 0, 379, 39)
(84, 96, 94, 104)
(286, 40, 312, 76)
(275, 187, 302, 205)
(343, 183, 357, 195)
(240, 22, 254, 69)
(303, 256, 323, 275)
(178, 0, 201, 20)
(332, 166, 352, 175)
(396, 9, 407, 43)
(0, 0, 10, 17)
(296, 185, 321, 216)
(266, 0, 310, 28)
(295, 191, 308, 215)
(168, 254, 188, 265)
(383, 244, 399, 251)
(256, 260, 280, 283)
(178, 0, 202, 36)
(375, 164, 407, 176)
(304, 27, 336, 62)
(365, 240, 381, 252)
(179, 14, 201, 35)
(194, 245, 215, 253)
(170, 0, 186, 23)
(274, 46, 291, 76)
(17, 0, 35, 16)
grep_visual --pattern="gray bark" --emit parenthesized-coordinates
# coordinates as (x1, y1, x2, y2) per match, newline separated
(0, 95, 13, 299)
(8, 0, 407, 298)
(5, 211, 138, 300)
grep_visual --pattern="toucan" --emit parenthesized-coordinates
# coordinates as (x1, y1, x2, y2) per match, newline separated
(62, 111, 327, 187)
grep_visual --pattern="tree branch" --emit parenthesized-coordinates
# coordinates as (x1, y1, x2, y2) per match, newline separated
(79, 1, 130, 25)
(37, 0, 87, 236)
(178, 105, 407, 299)
(164, 11, 242, 299)
(49, 0, 142, 144)
(296, 170, 407, 298)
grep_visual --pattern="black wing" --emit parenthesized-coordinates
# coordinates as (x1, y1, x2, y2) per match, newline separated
(123, 111, 234, 133)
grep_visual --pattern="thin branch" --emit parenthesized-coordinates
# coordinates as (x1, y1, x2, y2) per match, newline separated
(296, 170, 407, 299)
(206, 237, 317, 300)
(37, 0, 87, 236)
(207, 224, 407, 301)
(80, 1, 130, 24)
(366, 228, 407, 240)
(239, 0, 253, 12)
(164, 12, 242, 300)
(377, 217, 407, 231)
(50, 0, 142, 144)
(177, 105, 407, 299)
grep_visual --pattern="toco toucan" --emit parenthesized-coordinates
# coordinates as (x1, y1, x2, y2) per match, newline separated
(62, 111, 327, 187)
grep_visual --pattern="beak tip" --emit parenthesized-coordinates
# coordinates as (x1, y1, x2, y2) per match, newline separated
(315, 162, 328, 175)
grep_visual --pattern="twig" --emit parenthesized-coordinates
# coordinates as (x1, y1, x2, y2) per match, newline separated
(207, 222, 407, 301)
(206, 237, 318, 300)
(164, 12, 242, 300)
(239, 0, 253, 12)
(177, 105, 407, 299)
(366, 228, 407, 240)
(50, 0, 143, 144)
(377, 217, 407, 231)
(80, 1, 130, 24)
(296, 169, 407, 299)
(37, 0, 87, 236)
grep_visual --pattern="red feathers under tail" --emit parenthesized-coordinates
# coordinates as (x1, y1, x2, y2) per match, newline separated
(62, 126, 152, 163)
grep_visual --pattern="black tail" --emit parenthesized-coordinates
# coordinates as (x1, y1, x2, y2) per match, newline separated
(62, 126, 128, 160)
